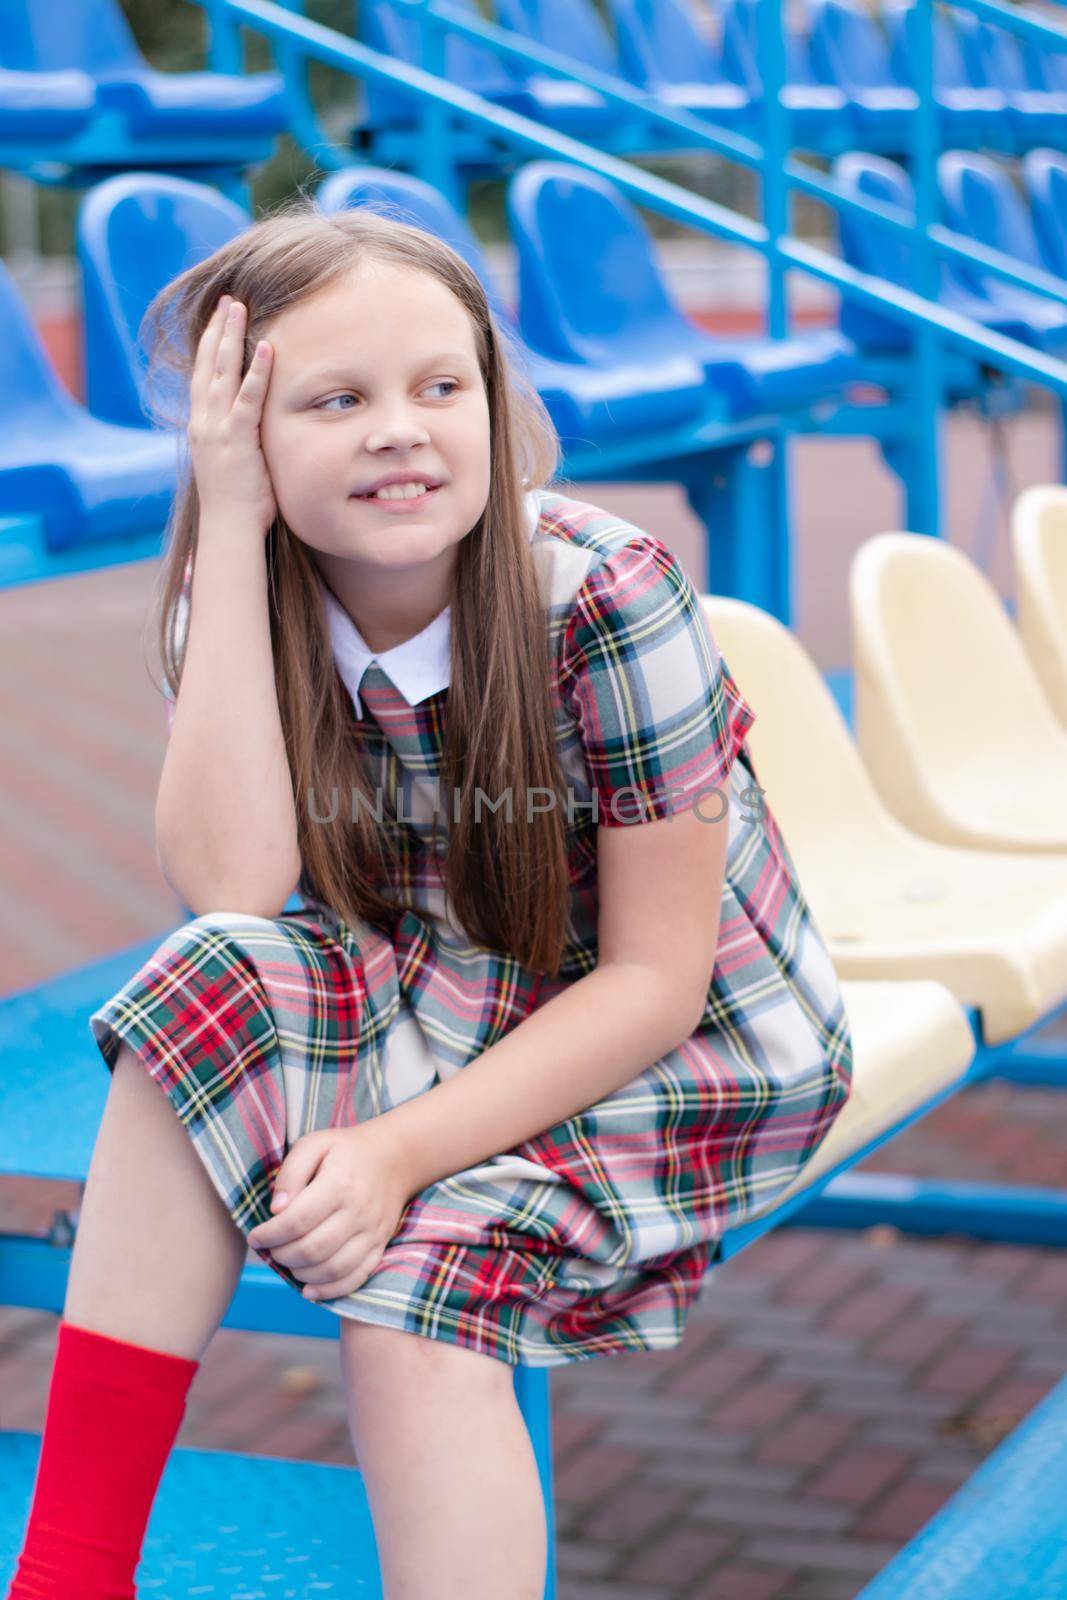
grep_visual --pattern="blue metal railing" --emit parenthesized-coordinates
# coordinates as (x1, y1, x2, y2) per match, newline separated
(196, 0, 1067, 538)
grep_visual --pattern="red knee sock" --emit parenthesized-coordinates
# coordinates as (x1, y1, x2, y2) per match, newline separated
(5, 1319, 199, 1600)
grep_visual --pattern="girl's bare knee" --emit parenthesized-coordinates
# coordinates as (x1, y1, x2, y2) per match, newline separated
(339, 1318, 514, 1396)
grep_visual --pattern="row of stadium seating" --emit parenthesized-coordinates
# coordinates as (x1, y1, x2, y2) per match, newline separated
(0, 0, 286, 174)
(8, 140, 1067, 565)
(4, 0, 1061, 172)
(359, 0, 1067, 155)
(0, 159, 859, 563)
(835, 146, 1067, 360)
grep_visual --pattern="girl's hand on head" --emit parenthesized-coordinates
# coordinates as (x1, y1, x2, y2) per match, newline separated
(247, 1120, 415, 1302)
(188, 294, 277, 538)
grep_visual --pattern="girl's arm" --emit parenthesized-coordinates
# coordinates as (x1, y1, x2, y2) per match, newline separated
(377, 801, 730, 1195)
(155, 296, 300, 919)
(155, 523, 302, 919)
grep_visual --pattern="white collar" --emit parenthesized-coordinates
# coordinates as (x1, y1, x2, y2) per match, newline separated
(321, 489, 541, 717)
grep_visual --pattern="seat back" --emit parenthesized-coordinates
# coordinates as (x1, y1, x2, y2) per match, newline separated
(832, 154, 922, 350)
(0, 0, 142, 75)
(499, 0, 619, 76)
(76, 174, 249, 428)
(939, 150, 1045, 281)
(849, 532, 1067, 839)
(316, 164, 516, 332)
(960, 16, 1030, 97)
(697, 595, 898, 895)
(506, 161, 690, 364)
(884, 3, 970, 92)
(1021, 32, 1067, 94)
(1011, 485, 1067, 727)
(808, 0, 894, 93)
(783, 15, 824, 88)
(0, 258, 79, 428)
(360, 0, 515, 126)
(719, 0, 762, 94)
(1023, 147, 1067, 279)
(718, 0, 817, 92)
(611, 0, 726, 88)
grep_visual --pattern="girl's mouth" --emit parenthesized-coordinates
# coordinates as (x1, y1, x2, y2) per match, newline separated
(352, 484, 443, 512)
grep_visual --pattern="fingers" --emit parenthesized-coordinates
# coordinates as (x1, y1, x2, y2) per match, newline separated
(189, 293, 231, 414)
(301, 1241, 386, 1302)
(233, 337, 273, 417)
(211, 298, 246, 391)
(261, 1208, 349, 1272)
(191, 295, 263, 420)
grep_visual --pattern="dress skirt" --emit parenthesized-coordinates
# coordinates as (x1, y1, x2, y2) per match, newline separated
(87, 901, 847, 1370)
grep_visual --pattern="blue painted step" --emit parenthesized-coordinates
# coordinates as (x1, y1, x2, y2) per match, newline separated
(0, 1430, 382, 1596)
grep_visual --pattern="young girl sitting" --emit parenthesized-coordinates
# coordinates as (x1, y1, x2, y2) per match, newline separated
(7, 200, 852, 1600)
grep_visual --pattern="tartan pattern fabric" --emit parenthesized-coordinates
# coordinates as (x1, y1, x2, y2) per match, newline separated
(89, 488, 853, 1368)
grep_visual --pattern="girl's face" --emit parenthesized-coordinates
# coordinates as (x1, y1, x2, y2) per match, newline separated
(258, 261, 492, 582)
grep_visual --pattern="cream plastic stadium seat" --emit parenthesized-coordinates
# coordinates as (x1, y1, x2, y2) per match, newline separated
(700, 596, 1067, 1046)
(1012, 484, 1067, 729)
(849, 532, 1067, 852)
(744, 980, 976, 1224)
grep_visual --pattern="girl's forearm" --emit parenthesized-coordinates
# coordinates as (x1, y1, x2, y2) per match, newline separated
(155, 522, 302, 918)
(378, 963, 706, 1198)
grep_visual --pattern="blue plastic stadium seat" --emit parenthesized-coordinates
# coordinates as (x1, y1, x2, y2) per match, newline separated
(316, 164, 712, 445)
(808, 0, 917, 145)
(0, 0, 287, 141)
(957, 14, 1067, 149)
(0, 260, 177, 554)
(1024, 146, 1067, 279)
(498, 0, 620, 78)
(0, 66, 95, 140)
(360, 0, 610, 141)
(939, 150, 1067, 356)
(77, 173, 249, 428)
(833, 151, 1067, 356)
(608, 0, 752, 130)
(883, 1, 1007, 146)
(507, 161, 859, 417)
(717, 0, 851, 144)
(1020, 30, 1067, 98)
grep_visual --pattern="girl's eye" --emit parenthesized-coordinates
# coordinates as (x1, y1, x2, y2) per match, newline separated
(316, 382, 458, 409)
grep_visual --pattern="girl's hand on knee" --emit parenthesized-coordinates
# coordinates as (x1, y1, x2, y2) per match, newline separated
(188, 294, 277, 538)
(248, 1122, 412, 1301)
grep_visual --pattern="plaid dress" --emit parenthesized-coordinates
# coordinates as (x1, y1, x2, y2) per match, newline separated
(89, 488, 853, 1368)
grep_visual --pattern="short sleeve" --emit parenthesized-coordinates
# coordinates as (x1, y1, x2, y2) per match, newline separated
(559, 536, 755, 826)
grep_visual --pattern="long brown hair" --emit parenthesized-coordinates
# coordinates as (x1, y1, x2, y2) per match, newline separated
(145, 198, 573, 975)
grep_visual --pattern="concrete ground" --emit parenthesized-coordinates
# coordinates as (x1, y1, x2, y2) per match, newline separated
(2, 410, 1066, 1598)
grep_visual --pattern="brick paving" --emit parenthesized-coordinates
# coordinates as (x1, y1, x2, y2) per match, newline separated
(2, 430, 1067, 1597)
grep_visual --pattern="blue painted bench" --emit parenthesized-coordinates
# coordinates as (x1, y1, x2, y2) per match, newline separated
(854, 1371, 1067, 1599)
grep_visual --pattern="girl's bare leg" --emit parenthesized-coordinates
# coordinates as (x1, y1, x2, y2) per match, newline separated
(339, 1320, 548, 1600)
(64, 1040, 248, 1360)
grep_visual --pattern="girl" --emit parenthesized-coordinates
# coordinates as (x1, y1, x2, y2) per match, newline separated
(6, 200, 853, 1600)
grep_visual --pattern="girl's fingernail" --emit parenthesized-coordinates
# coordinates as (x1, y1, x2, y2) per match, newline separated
(255, 341, 269, 359)
(227, 302, 241, 322)
(272, 1191, 290, 1209)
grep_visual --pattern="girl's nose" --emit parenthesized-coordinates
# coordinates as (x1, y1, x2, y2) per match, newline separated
(364, 410, 432, 452)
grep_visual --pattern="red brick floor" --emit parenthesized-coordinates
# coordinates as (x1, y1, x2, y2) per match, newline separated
(2, 446, 1067, 1598)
